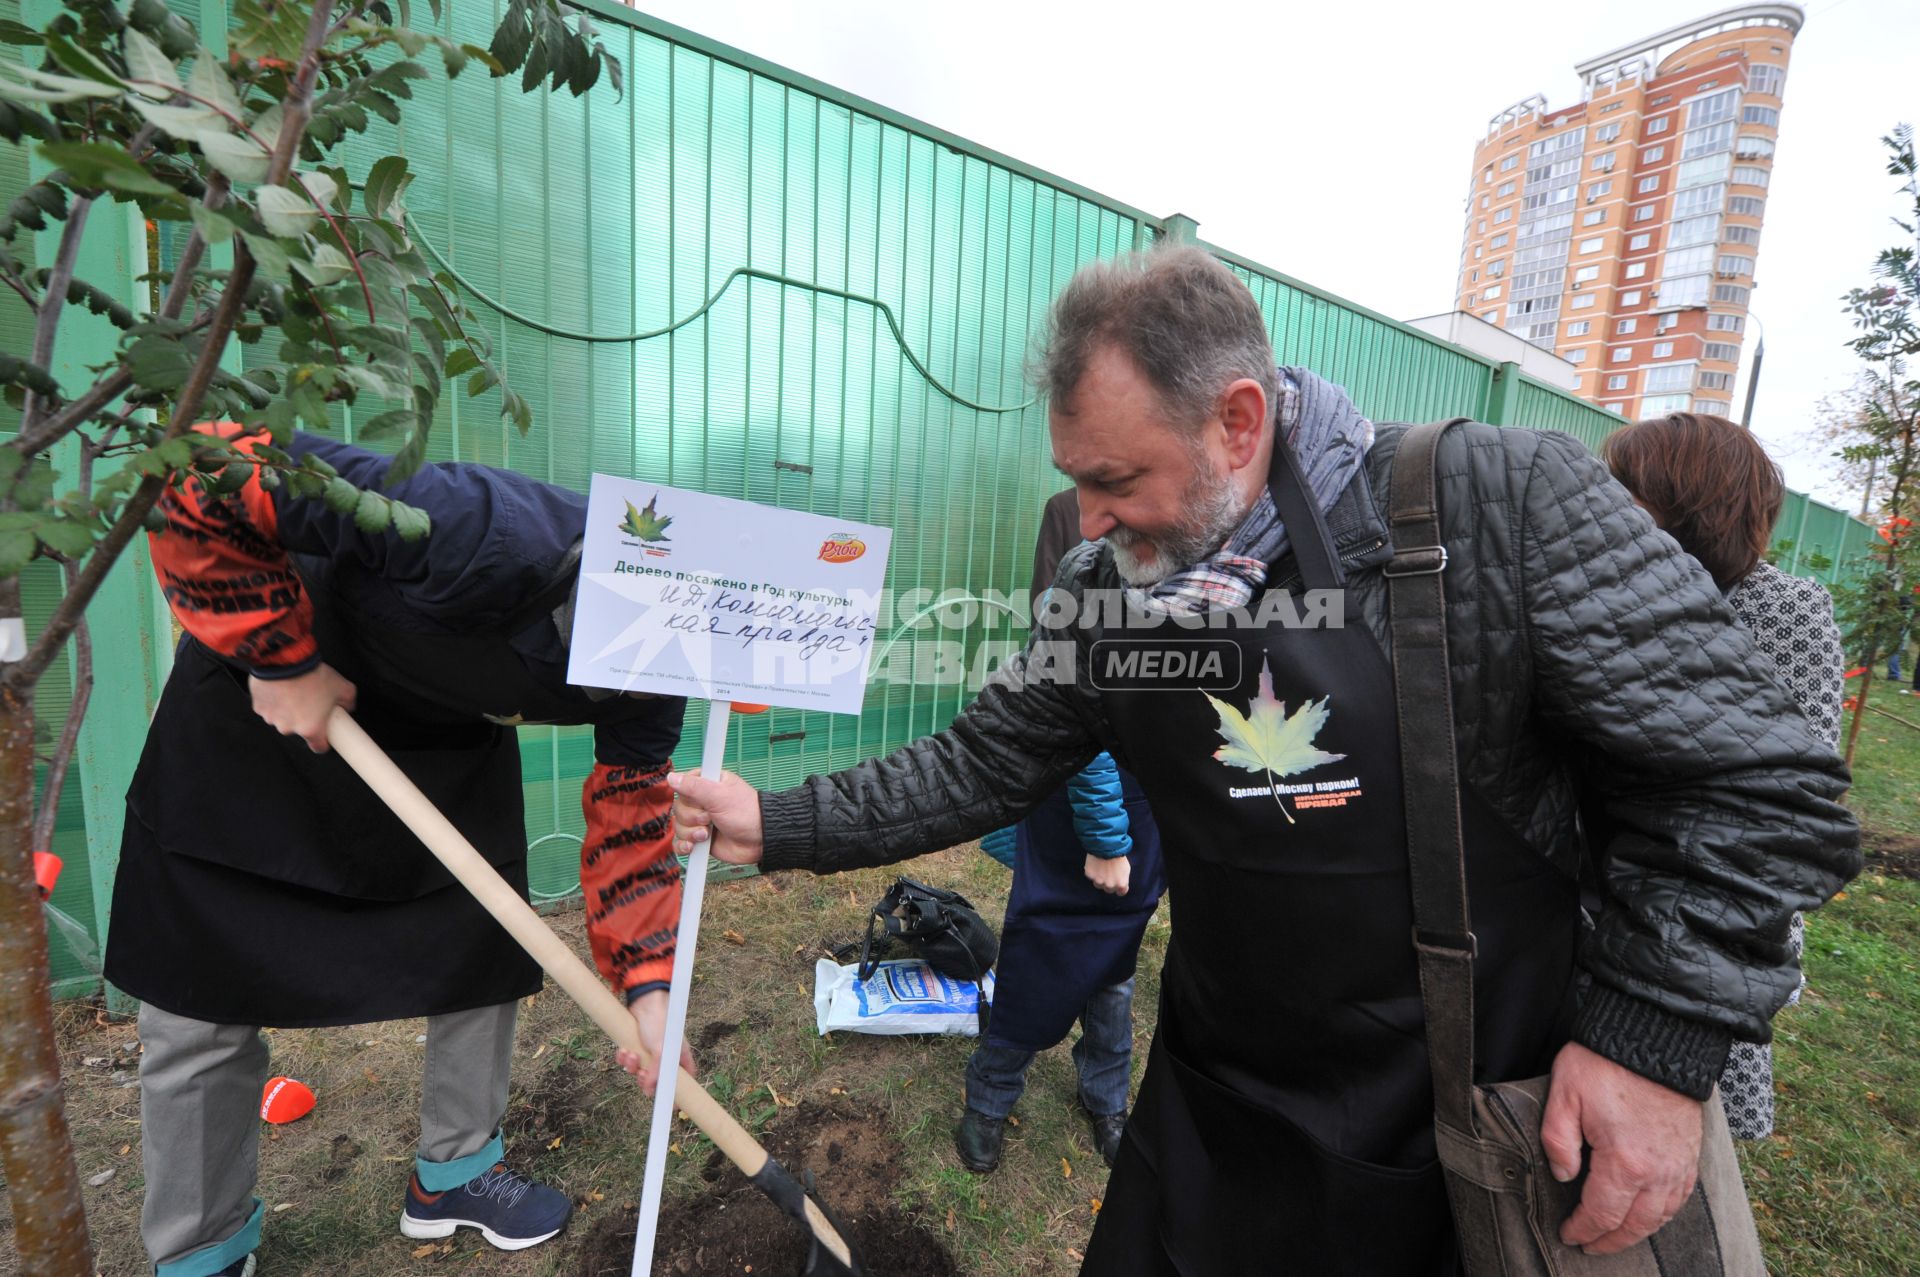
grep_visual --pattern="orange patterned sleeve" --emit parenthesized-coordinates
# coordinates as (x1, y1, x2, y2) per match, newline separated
(580, 761, 681, 997)
(147, 425, 318, 677)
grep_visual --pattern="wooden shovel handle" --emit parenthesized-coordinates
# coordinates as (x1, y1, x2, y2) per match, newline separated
(325, 708, 852, 1264)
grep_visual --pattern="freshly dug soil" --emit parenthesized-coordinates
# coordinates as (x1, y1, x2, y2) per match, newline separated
(573, 1100, 958, 1276)
(1861, 829, 1920, 881)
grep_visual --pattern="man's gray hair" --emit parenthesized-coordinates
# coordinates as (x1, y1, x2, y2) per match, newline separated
(1034, 244, 1280, 429)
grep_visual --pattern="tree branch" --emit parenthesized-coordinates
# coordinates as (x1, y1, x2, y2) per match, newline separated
(9, 369, 134, 460)
(156, 174, 231, 325)
(0, 268, 36, 311)
(30, 443, 95, 853)
(17, 195, 96, 437)
(1, 1, 340, 695)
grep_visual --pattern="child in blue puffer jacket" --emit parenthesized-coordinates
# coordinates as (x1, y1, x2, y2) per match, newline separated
(958, 492, 1166, 1174)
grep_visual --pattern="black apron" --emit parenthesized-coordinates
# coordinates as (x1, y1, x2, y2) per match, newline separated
(988, 770, 1165, 1053)
(1079, 436, 1578, 1275)
(102, 559, 592, 1027)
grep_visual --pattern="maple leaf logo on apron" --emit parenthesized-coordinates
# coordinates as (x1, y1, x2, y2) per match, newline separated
(1203, 655, 1347, 825)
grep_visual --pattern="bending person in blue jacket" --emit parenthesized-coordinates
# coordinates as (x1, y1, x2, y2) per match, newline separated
(959, 490, 1167, 1172)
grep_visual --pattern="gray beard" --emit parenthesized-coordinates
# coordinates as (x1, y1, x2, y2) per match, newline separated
(1108, 462, 1247, 587)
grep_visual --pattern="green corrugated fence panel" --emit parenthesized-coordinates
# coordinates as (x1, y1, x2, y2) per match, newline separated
(1511, 374, 1630, 454)
(222, 3, 1139, 899)
(1776, 494, 1877, 588)
(11, 0, 1875, 967)
(0, 0, 30, 441)
(9, 0, 143, 996)
(1216, 251, 1498, 426)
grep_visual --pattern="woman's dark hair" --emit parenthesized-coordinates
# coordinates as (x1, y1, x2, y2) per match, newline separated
(1602, 412, 1784, 589)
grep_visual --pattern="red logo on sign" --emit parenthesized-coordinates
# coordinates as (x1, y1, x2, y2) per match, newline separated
(819, 534, 866, 563)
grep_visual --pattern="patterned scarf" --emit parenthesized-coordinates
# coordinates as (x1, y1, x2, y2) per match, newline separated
(1131, 368, 1374, 616)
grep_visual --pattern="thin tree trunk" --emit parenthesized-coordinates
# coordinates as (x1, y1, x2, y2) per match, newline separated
(1846, 660, 1877, 768)
(0, 645, 92, 1274)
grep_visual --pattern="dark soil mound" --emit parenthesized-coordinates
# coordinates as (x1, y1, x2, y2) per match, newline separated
(1862, 829, 1920, 881)
(573, 1100, 958, 1276)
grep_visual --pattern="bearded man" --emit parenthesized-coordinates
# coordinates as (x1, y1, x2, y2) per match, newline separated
(668, 245, 1856, 1274)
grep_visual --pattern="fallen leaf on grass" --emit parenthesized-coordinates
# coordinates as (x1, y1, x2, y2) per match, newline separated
(1091, 1197, 1102, 1215)
(946, 1206, 955, 1233)
(1006, 1116, 1020, 1127)
(118, 1144, 130, 1156)
(1061, 1157, 1072, 1179)
(588, 1189, 605, 1202)
(272, 1202, 293, 1212)
(723, 929, 746, 946)
(1834, 891, 1849, 901)
(1067, 1248, 1085, 1262)
(267, 1130, 281, 1143)
(670, 1143, 682, 1156)
(829, 1087, 847, 1096)
(548, 1135, 564, 1149)
(533, 1043, 547, 1059)
(87, 1170, 114, 1187)
(412, 1244, 438, 1259)
(364, 1069, 379, 1084)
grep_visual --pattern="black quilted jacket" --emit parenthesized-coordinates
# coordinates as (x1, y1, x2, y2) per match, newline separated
(760, 422, 1860, 1098)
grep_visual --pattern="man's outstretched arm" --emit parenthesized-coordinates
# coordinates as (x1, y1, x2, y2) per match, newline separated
(672, 639, 1101, 874)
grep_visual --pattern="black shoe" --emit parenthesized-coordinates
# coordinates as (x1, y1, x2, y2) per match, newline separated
(213, 1256, 256, 1277)
(954, 1108, 1006, 1173)
(1088, 1111, 1127, 1167)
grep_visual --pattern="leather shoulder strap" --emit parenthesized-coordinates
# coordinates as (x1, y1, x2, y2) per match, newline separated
(1383, 417, 1479, 1131)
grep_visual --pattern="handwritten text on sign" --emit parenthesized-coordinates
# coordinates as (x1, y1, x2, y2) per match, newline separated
(566, 476, 893, 714)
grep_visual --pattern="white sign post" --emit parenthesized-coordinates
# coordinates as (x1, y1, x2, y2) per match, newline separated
(566, 476, 890, 1277)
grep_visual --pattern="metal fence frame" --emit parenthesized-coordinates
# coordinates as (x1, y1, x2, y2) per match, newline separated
(3, 0, 1870, 998)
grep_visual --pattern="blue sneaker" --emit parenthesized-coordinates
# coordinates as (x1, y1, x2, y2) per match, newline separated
(399, 1163, 571, 1251)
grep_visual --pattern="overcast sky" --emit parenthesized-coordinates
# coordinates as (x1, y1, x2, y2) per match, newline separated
(632, 0, 1919, 506)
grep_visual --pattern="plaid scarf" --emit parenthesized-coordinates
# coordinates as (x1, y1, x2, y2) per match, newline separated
(1131, 368, 1374, 616)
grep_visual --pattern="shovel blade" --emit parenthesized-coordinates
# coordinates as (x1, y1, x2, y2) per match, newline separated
(803, 1236, 863, 1277)
(748, 1157, 865, 1276)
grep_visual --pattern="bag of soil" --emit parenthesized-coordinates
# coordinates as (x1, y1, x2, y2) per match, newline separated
(812, 958, 995, 1037)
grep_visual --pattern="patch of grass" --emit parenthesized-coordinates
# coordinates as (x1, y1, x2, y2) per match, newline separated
(1842, 698, 1920, 839)
(1746, 873, 1920, 1276)
(10, 720, 1917, 1274)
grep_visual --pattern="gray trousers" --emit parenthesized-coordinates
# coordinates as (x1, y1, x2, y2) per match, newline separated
(138, 1000, 517, 1271)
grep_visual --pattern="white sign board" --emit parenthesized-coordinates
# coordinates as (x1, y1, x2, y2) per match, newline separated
(567, 475, 892, 714)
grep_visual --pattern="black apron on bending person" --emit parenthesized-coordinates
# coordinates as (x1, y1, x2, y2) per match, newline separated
(1078, 434, 1579, 1275)
(987, 771, 1165, 1054)
(103, 556, 651, 1028)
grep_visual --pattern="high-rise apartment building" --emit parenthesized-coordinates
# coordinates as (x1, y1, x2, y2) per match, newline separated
(1455, 4, 1800, 421)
